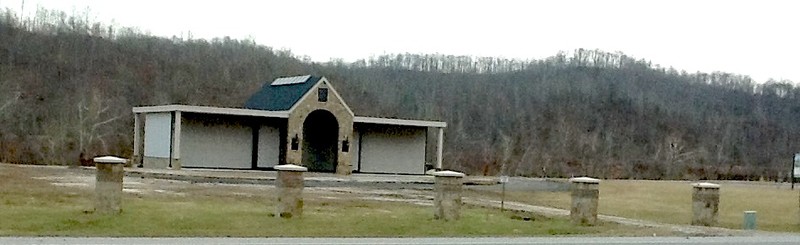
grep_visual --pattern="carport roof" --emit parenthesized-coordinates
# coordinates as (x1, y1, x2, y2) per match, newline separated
(132, 105, 290, 118)
(354, 116, 446, 128)
(132, 105, 447, 128)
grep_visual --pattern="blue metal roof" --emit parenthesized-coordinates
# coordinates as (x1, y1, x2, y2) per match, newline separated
(244, 75, 322, 111)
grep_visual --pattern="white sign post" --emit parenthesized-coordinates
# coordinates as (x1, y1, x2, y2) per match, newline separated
(500, 175, 509, 211)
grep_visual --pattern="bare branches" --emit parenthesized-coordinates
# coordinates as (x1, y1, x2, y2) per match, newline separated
(76, 89, 122, 155)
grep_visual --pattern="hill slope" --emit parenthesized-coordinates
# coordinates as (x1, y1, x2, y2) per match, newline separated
(1, 9, 798, 179)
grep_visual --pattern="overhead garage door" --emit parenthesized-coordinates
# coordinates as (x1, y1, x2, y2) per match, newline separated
(143, 112, 172, 159)
(181, 115, 252, 169)
(358, 125, 426, 174)
(257, 125, 281, 168)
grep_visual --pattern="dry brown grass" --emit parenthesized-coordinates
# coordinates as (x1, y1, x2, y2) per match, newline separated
(492, 179, 800, 232)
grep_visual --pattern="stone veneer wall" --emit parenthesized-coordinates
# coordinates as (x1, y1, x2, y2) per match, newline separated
(286, 81, 354, 175)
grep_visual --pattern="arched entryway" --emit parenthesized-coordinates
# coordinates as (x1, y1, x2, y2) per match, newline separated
(302, 110, 339, 172)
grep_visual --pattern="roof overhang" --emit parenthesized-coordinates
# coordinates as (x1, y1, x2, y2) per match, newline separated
(132, 105, 290, 118)
(354, 116, 446, 128)
(132, 105, 446, 128)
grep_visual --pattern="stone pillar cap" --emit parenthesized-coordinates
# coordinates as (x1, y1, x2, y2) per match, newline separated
(93, 156, 127, 164)
(569, 177, 600, 184)
(274, 164, 308, 172)
(433, 170, 465, 177)
(692, 182, 720, 188)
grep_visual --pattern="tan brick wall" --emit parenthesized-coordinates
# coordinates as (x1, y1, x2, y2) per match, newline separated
(286, 80, 354, 175)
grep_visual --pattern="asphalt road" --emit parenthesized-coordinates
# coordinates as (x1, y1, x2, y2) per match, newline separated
(4, 236, 800, 245)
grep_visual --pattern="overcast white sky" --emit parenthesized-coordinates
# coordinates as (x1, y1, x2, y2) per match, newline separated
(2, 0, 798, 83)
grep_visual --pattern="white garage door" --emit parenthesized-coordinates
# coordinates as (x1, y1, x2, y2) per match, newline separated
(143, 112, 172, 158)
(358, 125, 426, 174)
(181, 117, 252, 169)
(257, 125, 280, 168)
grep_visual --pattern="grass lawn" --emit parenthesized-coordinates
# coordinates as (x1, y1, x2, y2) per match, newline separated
(492, 179, 800, 232)
(0, 164, 668, 237)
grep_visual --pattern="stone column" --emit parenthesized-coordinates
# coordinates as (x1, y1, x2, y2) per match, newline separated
(94, 156, 127, 214)
(275, 164, 307, 218)
(569, 177, 600, 226)
(433, 170, 465, 221)
(691, 182, 720, 226)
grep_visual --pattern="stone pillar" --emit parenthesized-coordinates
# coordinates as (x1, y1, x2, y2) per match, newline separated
(94, 156, 127, 214)
(275, 164, 307, 218)
(433, 170, 464, 221)
(691, 182, 720, 226)
(569, 177, 600, 226)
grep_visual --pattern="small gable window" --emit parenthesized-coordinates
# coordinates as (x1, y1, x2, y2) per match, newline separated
(318, 88, 328, 102)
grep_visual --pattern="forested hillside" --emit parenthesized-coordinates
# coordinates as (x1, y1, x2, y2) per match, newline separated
(2, 8, 799, 180)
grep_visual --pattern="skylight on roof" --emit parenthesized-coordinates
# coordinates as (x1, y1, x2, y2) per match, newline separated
(271, 75, 312, 86)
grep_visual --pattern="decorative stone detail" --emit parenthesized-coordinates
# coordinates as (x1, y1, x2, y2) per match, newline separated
(276, 164, 307, 218)
(94, 156, 126, 214)
(569, 176, 600, 226)
(691, 182, 720, 226)
(434, 170, 464, 221)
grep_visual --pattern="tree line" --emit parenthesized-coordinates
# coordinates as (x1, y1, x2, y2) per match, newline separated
(1, 7, 799, 180)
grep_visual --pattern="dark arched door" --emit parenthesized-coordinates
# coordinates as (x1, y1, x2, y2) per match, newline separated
(302, 110, 339, 172)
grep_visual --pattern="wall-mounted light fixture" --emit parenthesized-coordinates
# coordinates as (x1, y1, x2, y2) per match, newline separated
(342, 137, 350, 152)
(291, 134, 299, 151)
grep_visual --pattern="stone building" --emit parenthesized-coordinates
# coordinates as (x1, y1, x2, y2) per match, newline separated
(131, 75, 446, 175)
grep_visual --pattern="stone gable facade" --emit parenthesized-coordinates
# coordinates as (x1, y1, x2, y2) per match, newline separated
(286, 79, 354, 175)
